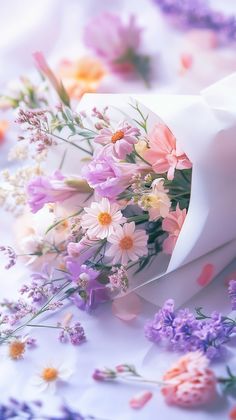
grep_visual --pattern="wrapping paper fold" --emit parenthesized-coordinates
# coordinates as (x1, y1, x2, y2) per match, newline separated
(50, 73, 236, 306)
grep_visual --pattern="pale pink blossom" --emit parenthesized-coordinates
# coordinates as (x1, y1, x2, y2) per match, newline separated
(162, 204, 187, 254)
(129, 391, 153, 409)
(33, 51, 70, 107)
(144, 124, 192, 180)
(81, 197, 126, 239)
(94, 123, 140, 159)
(106, 222, 148, 265)
(161, 352, 216, 407)
(84, 13, 142, 75)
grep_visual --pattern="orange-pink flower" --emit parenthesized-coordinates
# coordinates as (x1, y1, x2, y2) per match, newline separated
(162, 204, 187, 254)
(0, 120, 9, 142)
(144, 123, 192, 180)
(162, 352, 216, 407)
(58, 57, 106, 99)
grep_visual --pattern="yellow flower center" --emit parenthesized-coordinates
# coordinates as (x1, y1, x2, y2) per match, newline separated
(111, 130, 124, 143)
(41, 367, 59, 382)
(119, 236, 133, 250)
(98, 212, 112, 226)
(9, 341, 25, 360)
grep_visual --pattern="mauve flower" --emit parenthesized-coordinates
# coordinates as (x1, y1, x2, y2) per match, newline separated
(65, 258, 108, 311)
(92, 368, 116, 381)
(27, 171, 85, 213)
(162, 204, 187, 254)
(144, 124, 192, 180)
(162, 352, 217, 407)
(82, 148, 139, 199)
(94, 123, 140, 159)
(84, 13, 142, 75)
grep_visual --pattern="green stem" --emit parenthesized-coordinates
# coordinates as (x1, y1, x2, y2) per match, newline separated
(134, 149, 151, 166)
(0, 281, 70, 345)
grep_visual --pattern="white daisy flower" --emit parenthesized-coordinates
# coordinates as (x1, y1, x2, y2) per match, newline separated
(81, 197, 126, 239)
(106, 221, 148, 265)
(32, 361, 74, 393)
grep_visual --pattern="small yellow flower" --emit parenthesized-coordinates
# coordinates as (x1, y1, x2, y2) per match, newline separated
(8, 340, 25, 360)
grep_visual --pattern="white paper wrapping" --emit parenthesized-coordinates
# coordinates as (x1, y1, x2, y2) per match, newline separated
(48, 73, 236, 307)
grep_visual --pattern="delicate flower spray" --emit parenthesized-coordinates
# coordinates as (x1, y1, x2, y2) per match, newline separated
(0, 54, 192, 348)
(93, 351, 236, 408)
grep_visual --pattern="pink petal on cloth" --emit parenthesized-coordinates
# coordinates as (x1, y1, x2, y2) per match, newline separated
(224, 271, 236, 286)
(197, 264, 215, 287)
(112, 293, 142, 321)
(129, 391, 153, 409)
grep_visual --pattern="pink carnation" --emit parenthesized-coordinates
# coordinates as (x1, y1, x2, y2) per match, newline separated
(84, 13, 142, 74)
(162, 204, 187, 254)
(144, 124, 192, 180)
(82, 148, 139, 200)
(94, 123, 140, 159)
(162, 352, 216, 407)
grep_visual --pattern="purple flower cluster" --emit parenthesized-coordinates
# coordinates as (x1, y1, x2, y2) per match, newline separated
(228, 280, 236, 310)
(16, 108, 55, 152)
(0, 398, 92, 419)
(0, 246, 17, 269)
(58, 322, 86, 345)
(144, 299, 236, 359)
(154, 0, 236, 43)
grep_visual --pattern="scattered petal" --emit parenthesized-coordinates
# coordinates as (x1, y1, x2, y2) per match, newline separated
(129, 391, 153, 409)
(112, 293, 142, 321)
(197, 264, 215, 287)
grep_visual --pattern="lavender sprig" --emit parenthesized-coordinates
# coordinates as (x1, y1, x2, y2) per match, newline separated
(154, 0, 236, 43)
(145, 299, 236, 359)
(0, 398, 99, 420)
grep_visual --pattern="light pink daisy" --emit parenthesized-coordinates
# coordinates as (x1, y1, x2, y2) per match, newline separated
(106, 222, 148, 265)
(162, 204, 187, 254)
(81, 197, 126, 239)
(94, 123, 140, 159)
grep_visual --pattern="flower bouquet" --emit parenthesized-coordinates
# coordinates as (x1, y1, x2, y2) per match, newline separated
(1, 62, 236, 337)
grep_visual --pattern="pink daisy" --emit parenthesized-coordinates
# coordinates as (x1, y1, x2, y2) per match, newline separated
(94, 123, 140, 159)
(162, 204, 187, 254)
(106, 222, 148, 265)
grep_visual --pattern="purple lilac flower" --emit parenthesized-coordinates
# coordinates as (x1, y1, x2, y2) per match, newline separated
(0, 246, 17, 269)
(82, 148, 139, 199)
(145, 299, 236, 359)
(228, 280, 236, 310)
(65, 258, 109, 311)
(153, 0, 236, 43)
(26, 170, 78, 213)
(0, 398, 96, 419)
(58, 322, 86, 345)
